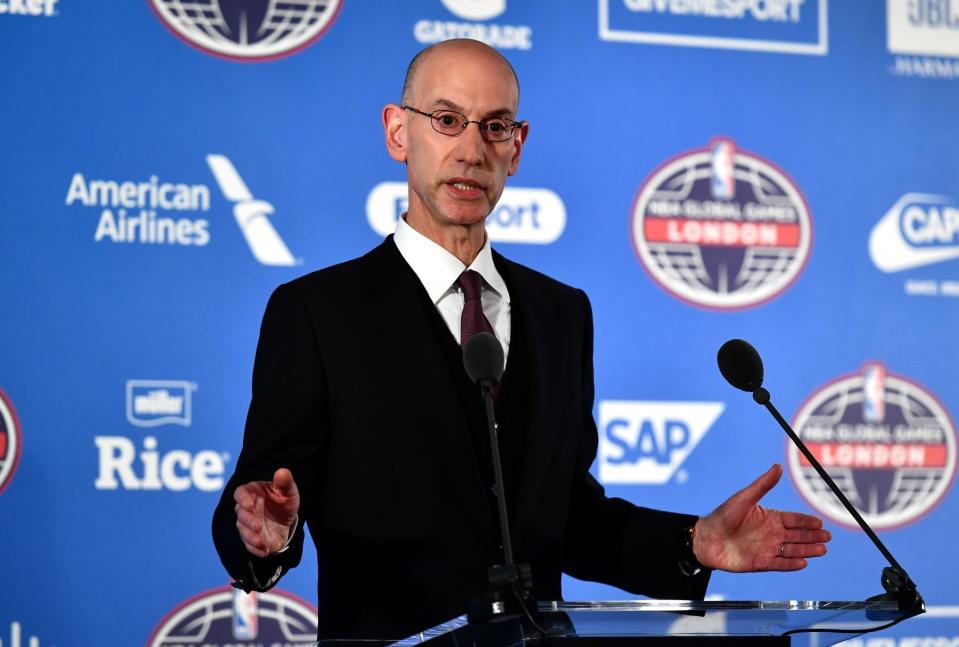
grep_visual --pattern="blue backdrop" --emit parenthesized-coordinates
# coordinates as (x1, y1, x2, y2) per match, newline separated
(2, 1, 958, 645)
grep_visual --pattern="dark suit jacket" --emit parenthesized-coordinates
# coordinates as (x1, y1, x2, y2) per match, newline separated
(212, 237, 709, 640)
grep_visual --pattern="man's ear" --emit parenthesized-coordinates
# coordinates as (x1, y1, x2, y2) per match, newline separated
(507, 121, 529, 177)
(383, 103, 408, 163)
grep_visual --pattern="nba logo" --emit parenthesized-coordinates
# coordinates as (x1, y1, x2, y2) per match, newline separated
(710, 140, 735, 200)
(233, 588, 258, 639)
(862, 363, 886, 423)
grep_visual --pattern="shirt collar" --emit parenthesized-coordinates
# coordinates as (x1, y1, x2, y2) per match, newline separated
(393, 214, 509, 304)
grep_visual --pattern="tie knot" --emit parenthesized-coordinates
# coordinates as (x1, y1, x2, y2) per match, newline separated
(457, 270, 484, 301)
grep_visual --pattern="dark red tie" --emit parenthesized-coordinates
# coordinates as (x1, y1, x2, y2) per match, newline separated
(457, 269, 494, 348)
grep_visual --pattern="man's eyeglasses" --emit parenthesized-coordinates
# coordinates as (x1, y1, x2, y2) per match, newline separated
(403, 105, 522, 143)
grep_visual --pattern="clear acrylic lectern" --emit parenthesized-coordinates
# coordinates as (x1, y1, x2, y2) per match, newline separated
(315, 599, 914, 647)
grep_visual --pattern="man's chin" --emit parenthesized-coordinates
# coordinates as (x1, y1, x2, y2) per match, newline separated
(437, 203, 491, 228)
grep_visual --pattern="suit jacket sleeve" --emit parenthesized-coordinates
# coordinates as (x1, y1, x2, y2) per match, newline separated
(561, 289, 711, 599)
(211, 282, 328, 591)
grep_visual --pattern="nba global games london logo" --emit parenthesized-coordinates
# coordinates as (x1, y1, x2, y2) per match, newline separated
(0, 389, 22, 495)
(787, 363, 957, 531)
(149, 0, 343, 62)
(147, 586, 318, 646)
(630, 138, 812, 310)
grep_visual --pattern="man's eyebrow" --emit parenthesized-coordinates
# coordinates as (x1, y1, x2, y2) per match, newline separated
(430, 98, 516, 119)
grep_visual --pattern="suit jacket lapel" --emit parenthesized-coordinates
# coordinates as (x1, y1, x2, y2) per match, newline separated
(493, 252, 568, 552)
(358, 238, 493, 536)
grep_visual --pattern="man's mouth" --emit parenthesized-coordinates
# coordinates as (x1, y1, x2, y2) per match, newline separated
(445, 178, 485, 198)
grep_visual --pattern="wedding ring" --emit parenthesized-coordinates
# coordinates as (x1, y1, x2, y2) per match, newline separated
(779, 543, 786, 557)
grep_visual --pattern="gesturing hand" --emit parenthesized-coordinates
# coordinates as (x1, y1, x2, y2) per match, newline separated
(233, 468, 300, 558)
(693, 464, 831, 572)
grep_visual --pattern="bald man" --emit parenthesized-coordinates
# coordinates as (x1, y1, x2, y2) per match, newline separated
(212, 40, 830, 641)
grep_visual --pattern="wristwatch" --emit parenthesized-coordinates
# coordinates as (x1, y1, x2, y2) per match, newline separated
(679, 521, 704, 577)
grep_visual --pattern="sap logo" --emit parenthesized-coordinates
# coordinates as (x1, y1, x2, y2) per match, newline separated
(598, 401, 724, 484)
(869, 193, 959, 272)
(94, 436, 227, 492)
(441, 0, 506, 21)
(207, 154, 297, 266)
(366, 182, 565, 244)
(0, 0, 58, 16)
(126, 380, 194, 427)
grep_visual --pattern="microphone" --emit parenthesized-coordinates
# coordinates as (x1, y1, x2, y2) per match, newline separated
(463, 331, 505, 388)
(717, 338, 764, 393)
(717, 339, 924, 615)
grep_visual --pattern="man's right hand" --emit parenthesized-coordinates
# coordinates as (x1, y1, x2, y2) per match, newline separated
(233, 468, 300, 558)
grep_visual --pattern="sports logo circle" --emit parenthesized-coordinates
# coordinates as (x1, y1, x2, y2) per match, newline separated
(0, 388, 22, 495)
(441, 0, 507, 20)
(630, 138, 812, 310)
(146, 585, 318, 646)
(149, 0, 343, 62)
(787, 363, 956, 531)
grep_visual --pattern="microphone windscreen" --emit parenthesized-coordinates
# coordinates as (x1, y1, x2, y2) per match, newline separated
(463, 332, 505, 385)
(717, 338, 764, 392)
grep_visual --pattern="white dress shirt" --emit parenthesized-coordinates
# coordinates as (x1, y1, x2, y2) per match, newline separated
(392, 214, 511, 363)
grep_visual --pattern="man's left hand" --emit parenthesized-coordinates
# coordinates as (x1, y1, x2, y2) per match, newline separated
(693, 463, 831, 572)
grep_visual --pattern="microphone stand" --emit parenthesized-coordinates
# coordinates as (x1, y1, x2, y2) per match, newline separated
(750, 386, 924, 617)
(467, 376, 539, 626)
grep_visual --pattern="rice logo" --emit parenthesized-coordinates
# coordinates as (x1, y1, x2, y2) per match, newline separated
(598, 401, 724, 484)
(127, 380, 194, 427)
(149, 0, 343, 62)
(0, 389, 22, 495)
(630, 138, 813, 310)
(146, 586, 318, 646)
(96, 379, 227, 491)
(869, 193, 959, 272)
(788, 363, 957, 530)
(94, 435, 228, 492)
(366, 181, 565, 244)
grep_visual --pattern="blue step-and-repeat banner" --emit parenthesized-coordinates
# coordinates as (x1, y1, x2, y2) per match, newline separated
(2, 1, 958, 645)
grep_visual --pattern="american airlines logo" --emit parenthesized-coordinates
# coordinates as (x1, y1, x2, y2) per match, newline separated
(869, 193, 959, 272)
(207, 155, 297, 266)
(126, 380, 194, 427)
(64, 156, 296, 265)
(366, 181, 566, 244)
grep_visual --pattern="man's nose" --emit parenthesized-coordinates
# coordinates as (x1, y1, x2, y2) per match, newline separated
(453, 122, 487, 166)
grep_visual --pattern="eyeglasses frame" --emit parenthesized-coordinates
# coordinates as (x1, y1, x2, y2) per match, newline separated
(402, 105, 524, 143)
